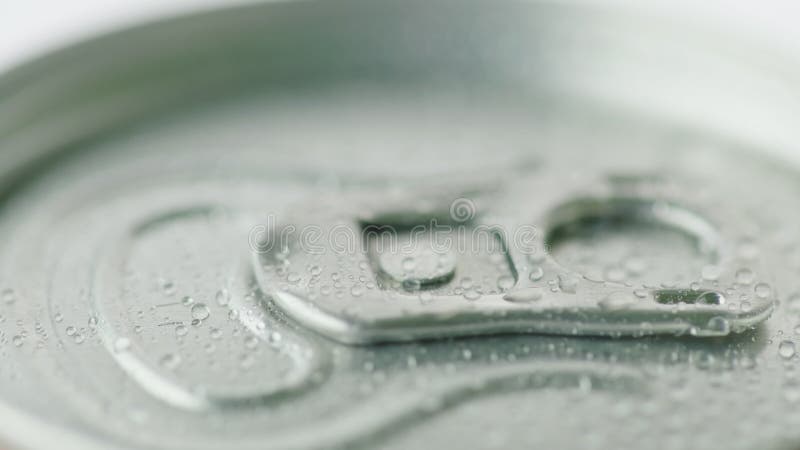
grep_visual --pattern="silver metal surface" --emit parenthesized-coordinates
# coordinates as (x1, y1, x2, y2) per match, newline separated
(256, 171, 774, 344)
(0, 1, 800, 449)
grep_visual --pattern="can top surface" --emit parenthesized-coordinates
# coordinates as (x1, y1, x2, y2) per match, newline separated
(2, 1, 800, 449)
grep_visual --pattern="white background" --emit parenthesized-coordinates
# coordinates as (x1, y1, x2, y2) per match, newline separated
(0, 0, 252, 74)
(2, 1, 800, 75)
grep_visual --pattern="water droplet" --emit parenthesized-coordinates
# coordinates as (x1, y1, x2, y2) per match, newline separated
(779, 340, 796, 359)
(697, 291, 726, 305)
(181, 296, 194, 306)
(175, 324, 188, 336)
(705, 316, 730, 335)
(418, 291, 433, 304)
(401, 278, 422, 292)
(503, 287, 543, 303)
(210, 327, 223, 339)
(463, 289, 482, 301)
(496, 275, 515, 291)
(557, 273, 579, 294)
(159, 353, 182, 370)
(350, 285, 364, 297)
(244, 336, 259, 349)
(12, 335, 23, 347)
(754, 283, 772, 299)
(528, 266, 544, 281)
(268, 331, 282, 345)
(2, 288, 16, 305)
(215, 289, 230, 306)
(162, 281, 176, 296)
(190, 303, 210, 321)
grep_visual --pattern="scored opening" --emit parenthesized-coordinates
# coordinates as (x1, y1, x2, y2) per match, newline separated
(544, 197, 720, 288)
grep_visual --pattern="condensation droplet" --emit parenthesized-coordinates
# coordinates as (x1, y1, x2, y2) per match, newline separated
(350, 285, 364, 297)
(463, 289, 482, 301)
(268, 331, 282, 345)
(779, 340, 796, 359)
(528, 266, 544, 281)
(503, 287, 543, 303)
(705, 316, 730, 335)
(402, 279, 422, 292)
(496, 275, 515, 291)
(162, 281, 176, 296)
(210, 327, 223, 339)
(159, 353, 182, 370)
(191, 303, 210, 321)
(697, 291, 726, 305)
(215, 289, 230, 306)
(2, 288, 16, 305)
(754, 283, 772, 299)
(557, 273, 579, 294)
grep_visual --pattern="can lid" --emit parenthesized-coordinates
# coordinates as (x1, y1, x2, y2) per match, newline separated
(253, 171, 774, 344)
(0, 1, 799, 449)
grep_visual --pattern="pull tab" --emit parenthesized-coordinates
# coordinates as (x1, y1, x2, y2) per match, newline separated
(252, 174, 774, 344)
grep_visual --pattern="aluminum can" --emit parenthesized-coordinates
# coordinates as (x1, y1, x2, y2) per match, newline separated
(1, 1, 799, 449)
